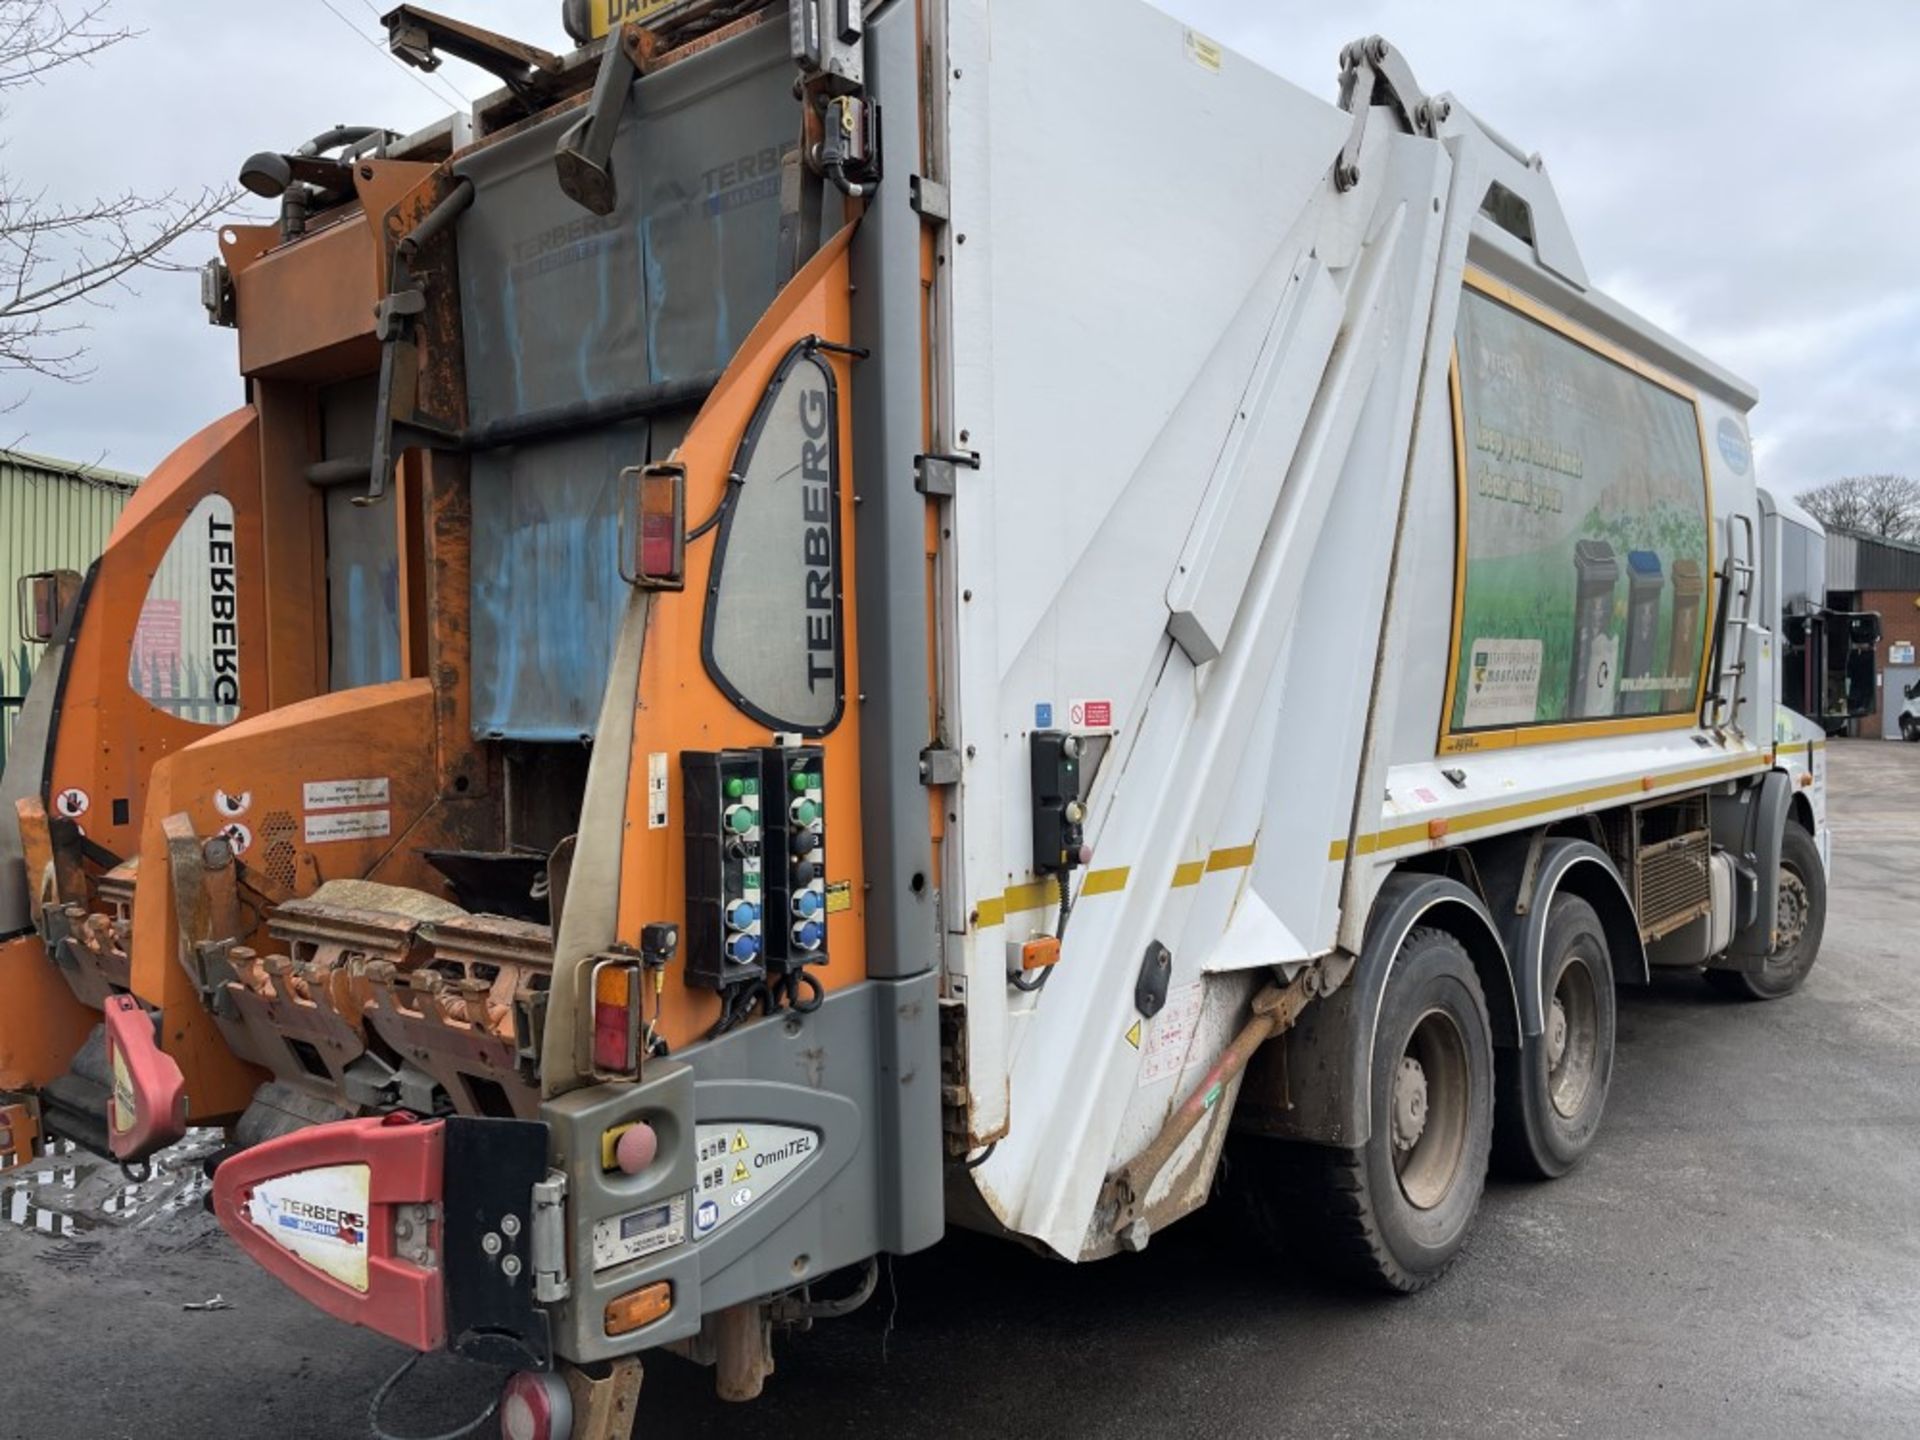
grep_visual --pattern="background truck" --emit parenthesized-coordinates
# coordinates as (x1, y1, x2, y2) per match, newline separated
(1, 2, 1854, 1435)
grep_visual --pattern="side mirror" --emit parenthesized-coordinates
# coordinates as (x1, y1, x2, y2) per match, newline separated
(16, 570, 82, 644)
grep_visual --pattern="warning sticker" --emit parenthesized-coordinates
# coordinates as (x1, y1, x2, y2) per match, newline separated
(1460, 639, 1542, 728)
(1185, 28, 1223, 73)
(824, 880, 853, 915)
(303, 777, 390, 811)
(304, 809, 391, 844)
(1139, 981, 1204, 1087)
(1067, 698, 1114, 732)
(691, 1122, 819, 1236)
(246, 1163, 371, 1293)
(647, 752, 668, 830)
(53, 787, 89, 820)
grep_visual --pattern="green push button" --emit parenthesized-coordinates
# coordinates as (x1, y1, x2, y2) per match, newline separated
(725, 777, 745, 799)
(726, 805, 755, 834)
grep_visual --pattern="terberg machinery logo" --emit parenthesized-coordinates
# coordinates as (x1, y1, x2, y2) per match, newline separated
(207, 503, 240, 708)
(798, 372, 835, 698)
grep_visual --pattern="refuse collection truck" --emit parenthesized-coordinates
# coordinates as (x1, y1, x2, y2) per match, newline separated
(9, 1, 1848, 1433)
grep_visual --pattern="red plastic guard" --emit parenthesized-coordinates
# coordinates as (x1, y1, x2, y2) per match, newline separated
(213, 1114, 447, 1352)
(101, 994, 187, 1162)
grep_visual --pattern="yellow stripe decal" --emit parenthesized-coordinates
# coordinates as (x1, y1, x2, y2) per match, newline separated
(1328, 754, 1768, 863)
(975, 843, 1258, 928)
(1205, 843, 1257, 873)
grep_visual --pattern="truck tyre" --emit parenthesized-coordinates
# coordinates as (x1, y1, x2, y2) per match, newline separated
(1707, 823, 1826, 1000)
(1238, 927, 1494, 1293)
(1903, 716, 1917, 742)
(1492, 896, 1615, 1180)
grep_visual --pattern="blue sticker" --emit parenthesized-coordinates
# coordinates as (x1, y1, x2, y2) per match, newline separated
(1035, 702, 1054, 728)
(1716, 417, 1750, 476)
(695, 1199, 719, 1234)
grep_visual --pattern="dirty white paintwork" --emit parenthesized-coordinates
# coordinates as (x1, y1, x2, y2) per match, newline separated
(931, 0, 1791, 1259)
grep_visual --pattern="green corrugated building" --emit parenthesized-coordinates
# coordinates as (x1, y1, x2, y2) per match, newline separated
(1, 450, 142, 760)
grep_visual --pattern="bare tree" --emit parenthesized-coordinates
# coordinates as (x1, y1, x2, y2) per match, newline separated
(1800, 474, 1920, 542)
(0, 2, 237, 382)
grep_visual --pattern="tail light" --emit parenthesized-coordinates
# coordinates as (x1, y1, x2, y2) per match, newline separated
(618, 462, 686, 591)
(590, 956, 643, 1077)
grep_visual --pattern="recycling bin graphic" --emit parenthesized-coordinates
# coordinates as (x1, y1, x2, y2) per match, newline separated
(1622, 549, 1664, 713)
(1569, 539, 1619, 719)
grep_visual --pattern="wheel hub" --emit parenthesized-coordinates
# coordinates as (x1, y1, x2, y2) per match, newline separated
(1391, 1055, 1429, 1152)
(1776, 869, 1809, 950)
(1546, 997, 1569, 1069)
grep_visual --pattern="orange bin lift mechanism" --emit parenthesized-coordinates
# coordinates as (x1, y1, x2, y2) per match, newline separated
(216, 895, 552, 1122)
(128, 680, 464, 1122)
(610, 226, 869, 1055)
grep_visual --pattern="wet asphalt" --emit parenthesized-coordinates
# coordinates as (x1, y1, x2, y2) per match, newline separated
(3, 741, 1917, 1439)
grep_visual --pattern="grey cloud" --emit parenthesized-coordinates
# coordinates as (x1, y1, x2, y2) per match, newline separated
(5, 1, 1914, 498)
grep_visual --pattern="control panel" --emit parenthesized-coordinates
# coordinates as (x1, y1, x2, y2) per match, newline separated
(682, 751, 767, 990)
(760, 746, 828, 970)
(1030, 730, 1087, 876)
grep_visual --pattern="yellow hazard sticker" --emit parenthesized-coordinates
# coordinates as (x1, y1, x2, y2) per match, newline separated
(1125, 1020, 1142, 1050)
(732, 1158, 751, 1183)
(825, 879, 853, 915)
(590, 0, 682, 38)
(731, 1128, 750, 1153)
(1184, 29, 1222, 73)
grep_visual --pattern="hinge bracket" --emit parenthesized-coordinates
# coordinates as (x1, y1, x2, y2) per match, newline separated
(915, 450, 979, 498)
(910, 174, 950, 224)
(919, 747, 962, 787)
(1333, 35, 1443, 191)
(530, 1170, 570, 1303)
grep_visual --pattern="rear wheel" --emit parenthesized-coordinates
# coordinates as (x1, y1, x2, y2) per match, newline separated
(1239, 927, 1494, 1293)
(1493, 896, 1615, 1179)
(1707, 823, 1826, 1000)
(1903, 716, 1917, 742)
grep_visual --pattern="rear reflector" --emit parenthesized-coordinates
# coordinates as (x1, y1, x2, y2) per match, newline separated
(500, 1370, 573, 1440)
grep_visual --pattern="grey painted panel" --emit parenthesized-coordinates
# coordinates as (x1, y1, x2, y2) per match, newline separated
(542, 972, 943, 1363)
(453, 20, 795, 741)
(849, 0, 940, 979)
(469, 424, 641, 741)
(319, 376, 401, 691)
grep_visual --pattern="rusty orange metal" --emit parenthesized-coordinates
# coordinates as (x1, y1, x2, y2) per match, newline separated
(0, 934, 93, 1091)
(611, 226, 868, 1051)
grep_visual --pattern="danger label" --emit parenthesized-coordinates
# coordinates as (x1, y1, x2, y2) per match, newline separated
(304, 809, 391, 844)
(1067, 698, 1113, 731)
(1139, 982, 1204, 1087)
(691, 1122, 818, 1236)
(303, 777, 390, 811)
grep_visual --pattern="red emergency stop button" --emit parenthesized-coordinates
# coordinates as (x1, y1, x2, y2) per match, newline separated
(101, 994, 188, 1163)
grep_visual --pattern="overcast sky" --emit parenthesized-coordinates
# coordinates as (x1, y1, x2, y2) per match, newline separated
(6, 0, 1915, 493)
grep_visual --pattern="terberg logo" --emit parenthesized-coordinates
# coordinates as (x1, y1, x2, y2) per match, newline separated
(207, 507, 239, 707)
(799, 379, 834, 695)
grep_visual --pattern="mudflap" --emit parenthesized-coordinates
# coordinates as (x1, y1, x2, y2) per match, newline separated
(212, 1113, 552, 1365)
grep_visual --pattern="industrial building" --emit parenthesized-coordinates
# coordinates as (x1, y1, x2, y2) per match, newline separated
(1824, 524, 1920, 738)
(0, 451, 140, 761)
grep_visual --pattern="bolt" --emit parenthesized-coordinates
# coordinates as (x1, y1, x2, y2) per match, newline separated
(500, 1214, 521, 1238)
(481, 1231, 502, 1257)
(501, 1254, 522, 1279)
(1119, 1218, 1151, 1253)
